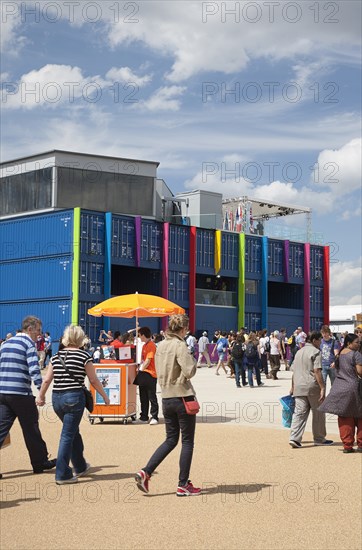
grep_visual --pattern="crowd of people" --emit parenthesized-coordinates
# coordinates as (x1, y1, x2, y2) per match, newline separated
(0, 316, 361, 493)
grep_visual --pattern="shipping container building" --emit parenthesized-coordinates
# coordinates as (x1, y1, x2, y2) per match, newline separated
(0, 150, 329, 344)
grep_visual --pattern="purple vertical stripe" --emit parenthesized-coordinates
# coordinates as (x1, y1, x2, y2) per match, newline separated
(161, 223, 169, 331)
(135, 216, 141, 267)
(304, 243, 310, 333)
(283, 240, 289, 283)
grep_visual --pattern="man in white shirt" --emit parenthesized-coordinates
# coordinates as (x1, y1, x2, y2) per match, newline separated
(295, 327, 307, 348)
(197, 332, 212, 368)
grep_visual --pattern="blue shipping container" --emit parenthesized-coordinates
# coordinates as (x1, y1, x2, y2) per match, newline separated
(79, 261, 104, 296)
(141, 221, 162, 264)
(80, 211, 105, 256)
(268, 239, 284, 277)
(112, 215, 135, 262)
(0, 299, 72, 340)
(169, 225, 190, 267)
(245, 236, 262, 274)
(221, 232, 238, 272)
(196, 229, 214, 269)
(0, 256, 73, 301)
(0, 210, 73, 261)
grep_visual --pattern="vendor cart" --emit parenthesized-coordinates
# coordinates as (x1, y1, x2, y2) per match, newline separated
(88, 361, 137, 424)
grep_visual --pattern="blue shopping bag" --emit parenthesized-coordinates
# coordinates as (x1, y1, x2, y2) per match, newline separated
(279, 395, 295, 428)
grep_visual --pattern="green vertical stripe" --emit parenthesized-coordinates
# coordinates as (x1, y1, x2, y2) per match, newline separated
(71, 207, 81, 324)
(238, 233, 245, 329)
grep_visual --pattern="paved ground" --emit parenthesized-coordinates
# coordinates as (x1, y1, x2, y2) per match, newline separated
(1, 366, 360, 550)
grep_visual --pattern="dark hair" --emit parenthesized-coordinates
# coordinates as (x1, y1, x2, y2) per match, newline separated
(114, 331, 121, 339)
(342, 333, 358, 349)
(121, 333, 129, 344)
(139, 326, 151, 339)
(306, 331, 322, 343)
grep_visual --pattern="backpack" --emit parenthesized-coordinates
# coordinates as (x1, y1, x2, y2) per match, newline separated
(245, 342, 258, 361)
(264, 337, 270, 353)
(231, 343, 244, 360)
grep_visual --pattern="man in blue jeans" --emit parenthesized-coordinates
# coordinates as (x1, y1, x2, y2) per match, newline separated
(0, 316, 56, 474)
(320, 325, 339, 387)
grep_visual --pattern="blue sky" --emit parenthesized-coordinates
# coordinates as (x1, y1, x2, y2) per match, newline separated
(1, 1, 361, 306)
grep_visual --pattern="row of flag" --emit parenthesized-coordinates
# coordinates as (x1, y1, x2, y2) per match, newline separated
(222, 202, 254, 233)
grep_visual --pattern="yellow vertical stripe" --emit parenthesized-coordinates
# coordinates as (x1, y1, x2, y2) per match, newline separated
(214, 230, 221, 274)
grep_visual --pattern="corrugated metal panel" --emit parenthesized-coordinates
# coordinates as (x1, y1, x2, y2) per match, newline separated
(245, 236, 262, 274)
(221, 232, 238, 272)
(310, 285, 324, 312)
(168, 270, 189, 303)
(244, 312, 261, 332)
(111, 215, 135, 261)
(0, 210, 73, 261)
(79, 261, 104, 296)
(80, 211, 105, 256)
(310, 317, 324, 331)
(196, 229, 214, 268)
(289, 243, 304, 278)
(245, 279, 261, 307)
(310, 245, 324, 281)
(141, 220, 162, 264)
(0, 256, 72, 301)
(169, 225, 190, 266)
(0, 299, 71, 339)
(268, 239, 284, 277)
(78, 301, 103, 345)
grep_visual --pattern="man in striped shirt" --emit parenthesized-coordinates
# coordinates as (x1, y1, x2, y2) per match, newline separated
(0, 316, 56, 474)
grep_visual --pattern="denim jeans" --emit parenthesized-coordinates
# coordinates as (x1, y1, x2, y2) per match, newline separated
(143, 397, 196, 486)
(52, 390, 87, 481)
(247, 361, 261, 386)
(233, 361, 246, 386)
(322, 365, 336, 386)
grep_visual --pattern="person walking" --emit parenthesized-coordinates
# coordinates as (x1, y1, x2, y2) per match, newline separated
(268, 331, 282, 380)
(196, 332, 212, 368)
(319, 333, 362, 453)
(36, 325, 110, 484)
(244, 333, 263, 387)
(320, 325, 339, 387)
(215, 331, 229, 375)
(137, 326, 159, 425)
(135, 314, 201, 497)
(0, 316, 56, 474)
(289, 331, 333, 449)
(231, 333, 247, 387)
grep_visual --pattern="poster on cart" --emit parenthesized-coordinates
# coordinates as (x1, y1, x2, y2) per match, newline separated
(95, 368, 121, 405)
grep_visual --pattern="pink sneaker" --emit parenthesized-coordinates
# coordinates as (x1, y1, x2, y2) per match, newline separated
(176, 481, 201, 497)
(135, 470, 150, 493)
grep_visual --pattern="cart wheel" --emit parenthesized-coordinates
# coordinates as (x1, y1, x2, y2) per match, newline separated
(99, 417, 104, 423)
(131, 415, 136, 422)
(89, 418, 94, 425)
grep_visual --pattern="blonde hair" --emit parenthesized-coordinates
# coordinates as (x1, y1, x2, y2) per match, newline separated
(62, 325, 86, 348)
(168, 314, 189, 333)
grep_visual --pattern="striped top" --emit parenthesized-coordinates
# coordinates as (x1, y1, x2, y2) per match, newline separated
(52, 349, 92, 392)
(0, 333, 42, 395)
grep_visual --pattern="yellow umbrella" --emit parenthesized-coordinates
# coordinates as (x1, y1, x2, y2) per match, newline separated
(88, 293, 185, 319)
(88, 293, 185, 362)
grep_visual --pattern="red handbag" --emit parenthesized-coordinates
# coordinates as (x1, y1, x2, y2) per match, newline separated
(182, 397, 200, 415)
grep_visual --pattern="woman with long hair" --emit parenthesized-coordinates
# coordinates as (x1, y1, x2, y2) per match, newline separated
(36, 325, 110, 484)
(319, 333, 362, 453)
(135, 314, 200, 497)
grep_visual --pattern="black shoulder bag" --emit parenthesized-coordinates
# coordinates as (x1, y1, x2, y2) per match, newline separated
(57, 352, 94, 413)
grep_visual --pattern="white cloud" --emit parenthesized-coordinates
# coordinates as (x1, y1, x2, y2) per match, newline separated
(138, 86, 186, 112)
(311, 138, 362, 194)
(105, 1, 361, 82)
(330, 258, 362, 306)
(105, 67, 152, 87)
(2, 64, 107, 110)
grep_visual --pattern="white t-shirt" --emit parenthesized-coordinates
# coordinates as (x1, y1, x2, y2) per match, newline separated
(198, 336, 209, 352)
